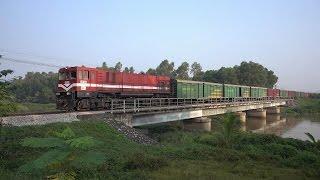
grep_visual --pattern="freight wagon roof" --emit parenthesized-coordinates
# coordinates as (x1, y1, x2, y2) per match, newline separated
(250, 86, 268, 89)
(175, 79, 203, 84)
(176, 79, 223, 86)
(224, 83, 242, 87)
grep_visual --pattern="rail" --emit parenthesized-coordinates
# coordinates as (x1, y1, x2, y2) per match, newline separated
(106, 97, 292, 114)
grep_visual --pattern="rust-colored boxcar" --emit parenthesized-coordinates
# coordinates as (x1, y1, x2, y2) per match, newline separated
(267, 88, 280, 97)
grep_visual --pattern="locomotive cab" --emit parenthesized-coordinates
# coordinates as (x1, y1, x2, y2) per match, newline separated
(56, 67, 79, 110)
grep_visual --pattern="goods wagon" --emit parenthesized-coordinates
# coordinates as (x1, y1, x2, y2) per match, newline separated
(239, 85, 250, 97)
(203, 82, 223, 98)
(173, 79, 203, 99)
(56, 66, 171, 110)
(280, 90, 288, 97)
(250, 86, 267, 97)
(288, 91, 296, 97)
(267, 88, 280, 97)
(223, 84, 240, 98)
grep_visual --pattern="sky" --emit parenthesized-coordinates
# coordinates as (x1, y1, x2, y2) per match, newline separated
(0, 0, 319, 92)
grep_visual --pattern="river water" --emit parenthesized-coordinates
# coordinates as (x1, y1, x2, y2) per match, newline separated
(244, 115, 320, 141)
(181, 115, 320, 141)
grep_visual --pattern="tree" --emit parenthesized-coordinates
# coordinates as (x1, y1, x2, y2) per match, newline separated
(10, 72, 58, 103)
(129, 66, 135, 73)
(146, 68, 157, 75)
(203, 70, 218, 83)
(155, 60, 175, 77)
(114, 62, 122, 71)
(190, 62, 204, 81)
(175, 62, 190, 80)
(215, 67, 239, 84)
(0, 63, 16, 116)
(237, 61, 277, 87)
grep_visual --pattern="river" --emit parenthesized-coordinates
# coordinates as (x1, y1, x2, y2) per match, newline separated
(244, 115, 320, 141)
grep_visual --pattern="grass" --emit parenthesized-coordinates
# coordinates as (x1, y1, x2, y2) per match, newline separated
(1, 119, 320, 179)
(14, 102, 57, 113)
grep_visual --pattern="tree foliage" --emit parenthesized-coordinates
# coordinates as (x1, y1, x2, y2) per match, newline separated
(0, 63, 17, 116)
(155, 60, 175, 77)
(10, 72, 58, 103)
(202, 61, 278, 87)
(175, 62, 190, 80)
(191, 62, 203, 81)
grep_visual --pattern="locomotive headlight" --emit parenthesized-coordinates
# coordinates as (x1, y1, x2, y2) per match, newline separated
(66, 92, 71, 95)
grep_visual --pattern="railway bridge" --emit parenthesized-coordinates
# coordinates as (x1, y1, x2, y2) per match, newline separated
(103, 97, 288, 127)
(1, 97, 290, 127)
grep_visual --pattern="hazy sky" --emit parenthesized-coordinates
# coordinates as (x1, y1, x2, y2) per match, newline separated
(1, 0, 319, 92)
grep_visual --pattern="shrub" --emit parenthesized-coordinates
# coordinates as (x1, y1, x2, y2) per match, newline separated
(283, 151, 319, 168)
(125, 152, 168, 170)
(262, 143, 298, 159)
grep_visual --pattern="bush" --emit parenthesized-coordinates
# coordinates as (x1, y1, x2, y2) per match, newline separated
(283, 151, 319, 168)
(196, 133, 224, 147)
(262, 143, 298, 159)
(125, 153, 168, 170)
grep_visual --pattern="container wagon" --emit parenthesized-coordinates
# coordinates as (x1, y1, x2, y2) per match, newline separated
(280, 90, 288, 97)
(239, 85, 250, 97)
(288, 91, 296, 98)
(172, 79, 203, 99)
(250, 86, 267, 97)
(223, 84, 240, 98)
(203, 82, 223, 98)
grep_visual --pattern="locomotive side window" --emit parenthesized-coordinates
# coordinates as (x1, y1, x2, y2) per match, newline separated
(91, 71, 95, 80)
(82, 71, 89, 80)
(70, 71, 77, 79)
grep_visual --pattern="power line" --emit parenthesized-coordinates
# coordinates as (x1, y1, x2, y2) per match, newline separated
(0, 56, 63, 68)
(0, 48, 75, 63)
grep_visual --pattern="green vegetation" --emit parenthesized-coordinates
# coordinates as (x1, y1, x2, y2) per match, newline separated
(0, 63, 17, 116)
(9, 72, 58, 103)
(285, 98, 320, 115)
(14, 103, 56, 113)
(1, 118, 320, 179)
(145, 60, 278, 88)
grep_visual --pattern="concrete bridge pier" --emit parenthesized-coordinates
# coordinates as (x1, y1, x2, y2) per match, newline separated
(235, 112, 246, 123)
(183, 117, 212, 132)
(266, 106, 281, 114)
(246, 109, 266, 118)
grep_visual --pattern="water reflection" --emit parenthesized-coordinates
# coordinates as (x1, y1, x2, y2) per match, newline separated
(180, 114, 320, 141)
(183, 120, 211, 132)
(243, 115, 320, 141)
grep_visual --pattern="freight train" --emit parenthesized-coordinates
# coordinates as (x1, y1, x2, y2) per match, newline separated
(56, 66, 310, 110)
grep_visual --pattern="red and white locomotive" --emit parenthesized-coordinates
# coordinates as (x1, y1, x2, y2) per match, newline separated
(56, 66, 171, 110)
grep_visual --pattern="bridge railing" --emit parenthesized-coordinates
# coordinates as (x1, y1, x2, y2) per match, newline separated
(107, 96, 292, 114)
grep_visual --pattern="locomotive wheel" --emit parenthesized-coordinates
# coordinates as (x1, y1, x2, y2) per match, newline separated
(76, 99, 89, 111)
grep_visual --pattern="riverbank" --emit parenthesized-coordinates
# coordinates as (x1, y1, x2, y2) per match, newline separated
(284, 98, 320, 115)
(1, 119, 320, 179)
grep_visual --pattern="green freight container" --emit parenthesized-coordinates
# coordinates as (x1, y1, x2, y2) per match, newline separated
(250, 86, 267, 97)
(203, 82, 223, 98)
(174, 79, 203, 99)
(280, 90, 288, 97)
(223, 84, 240, 97)
(239, 85, 250, 97)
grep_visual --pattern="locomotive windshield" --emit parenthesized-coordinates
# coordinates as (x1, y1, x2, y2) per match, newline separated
(59, 71, 76, 80)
